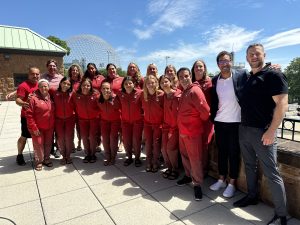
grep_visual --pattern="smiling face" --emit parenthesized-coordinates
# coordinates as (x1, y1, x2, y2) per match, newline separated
(246, 45, 265, 70)
(87, 65, 96, 76)
(217, 54, 232, 75)
(60, 80, 71, 92)
(178, 69, 192, 90)
(145, 77, 158, 94)
(147, 64, 158, 76)
(124, 79, 134, 94)
(128, 63, 138, 76)
(38, 81, 49, 96)
(47, 62, 57, 76)
(81, 80, 91, 95)
(160, 77, 172, 92)
(193, 61, 205, 81)
(165, 67, 176, 80)
(107, 65, 117, 78)
(101, 82, 111, 100)
(28, 68, 40, 84)
(71, 66, 80, 81)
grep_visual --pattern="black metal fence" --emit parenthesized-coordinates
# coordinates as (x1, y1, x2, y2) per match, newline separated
(278, 117, 300, 142)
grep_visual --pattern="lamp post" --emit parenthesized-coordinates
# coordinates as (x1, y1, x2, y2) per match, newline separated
(165, 56, 170, 66)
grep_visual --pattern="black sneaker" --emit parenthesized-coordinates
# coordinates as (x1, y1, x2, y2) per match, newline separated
(176, 175, 192, 186)
(83, 156, 90, 163)
(194, 186, 202, 201)
(267, 214, 287, 225)
(16, 154, 26, 166)
(233, 195, 258, 208)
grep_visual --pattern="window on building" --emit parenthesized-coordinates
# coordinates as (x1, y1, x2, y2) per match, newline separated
(13, 74, 27, 88)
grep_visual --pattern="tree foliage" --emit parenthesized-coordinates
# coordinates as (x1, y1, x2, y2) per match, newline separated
(99, 68, 127, 77)
(47, 35, 71, 55)
(284, 57, 300, 104)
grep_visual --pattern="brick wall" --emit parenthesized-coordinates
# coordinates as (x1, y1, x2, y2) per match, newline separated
(0, 53, 64, 100)
(208, 137, 300, 219)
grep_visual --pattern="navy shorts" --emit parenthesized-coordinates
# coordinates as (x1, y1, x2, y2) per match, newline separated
(21, 117, 31, 138)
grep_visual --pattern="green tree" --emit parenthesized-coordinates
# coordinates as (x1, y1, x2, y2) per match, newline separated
(99, 68, 127, 77)
(47, 35, 71, 55)
(285, 57, 300, 104)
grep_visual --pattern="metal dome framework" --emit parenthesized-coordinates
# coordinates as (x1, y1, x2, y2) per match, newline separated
(64, 34, 120, 70)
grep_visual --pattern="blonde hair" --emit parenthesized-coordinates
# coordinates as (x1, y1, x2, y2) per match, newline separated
(146, 63, 159, 78)
(143, 75, 160, 101)
(127, 62, 142, 84)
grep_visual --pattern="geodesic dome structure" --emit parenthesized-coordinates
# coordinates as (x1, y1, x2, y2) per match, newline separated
(64, 34, 120, 70)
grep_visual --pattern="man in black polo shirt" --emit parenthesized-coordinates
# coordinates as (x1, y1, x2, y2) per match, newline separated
(233, 43, 288, 225)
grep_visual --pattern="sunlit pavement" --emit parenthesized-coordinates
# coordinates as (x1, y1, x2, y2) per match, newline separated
(0, 101, 299, 225)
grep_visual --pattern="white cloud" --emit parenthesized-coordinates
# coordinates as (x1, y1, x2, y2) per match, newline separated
(262, 28, 300, 50)
(139, 25, 261, 62)
(133, 0, 202, 40)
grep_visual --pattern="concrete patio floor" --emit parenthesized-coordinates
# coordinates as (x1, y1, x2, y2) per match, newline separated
(0, 101, 299, 225)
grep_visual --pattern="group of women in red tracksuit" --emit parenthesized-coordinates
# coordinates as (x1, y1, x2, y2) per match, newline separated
(28, 61, 213, 182)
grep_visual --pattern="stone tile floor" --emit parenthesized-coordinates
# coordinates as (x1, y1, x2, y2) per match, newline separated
(0, 101, 299, 225)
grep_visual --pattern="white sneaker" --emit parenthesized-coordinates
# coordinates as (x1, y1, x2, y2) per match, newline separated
(223, 184, 236, 198)
(209, 179, 226, 191)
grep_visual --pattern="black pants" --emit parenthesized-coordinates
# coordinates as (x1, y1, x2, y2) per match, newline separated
(214, 121, 240, 179)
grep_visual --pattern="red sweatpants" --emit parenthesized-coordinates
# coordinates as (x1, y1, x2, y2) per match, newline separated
(79, 118, 99, 156)
(144, 123, 162, 167)
(55, 116, 75, 160)
(202, 120, 214, 175)
(179, 134, 203, 186)
(101, 120, 121, 162)
(75, 116, 81, 147)
(32, 128, 54, 164)
(162, 128, 179, 171)
(122, 121, 143, 159)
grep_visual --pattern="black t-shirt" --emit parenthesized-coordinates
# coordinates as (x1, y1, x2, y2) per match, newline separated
(240, 66, 288, 128)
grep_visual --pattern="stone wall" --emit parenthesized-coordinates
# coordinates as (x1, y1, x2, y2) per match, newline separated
(0, 53, 64, 100)
(208, 137, 300, 219)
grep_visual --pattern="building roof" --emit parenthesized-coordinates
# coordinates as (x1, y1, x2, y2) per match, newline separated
(0, 25, 67, 55)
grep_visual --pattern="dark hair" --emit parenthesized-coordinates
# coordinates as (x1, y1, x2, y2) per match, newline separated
(177, 67, 191, 77)
(46, 59, 57, 67)
(77, 78, 93, 95)
(106, 63, 117, 71)
(84, 63, 100, 79)
(191, 60, 208, 82)
(159, 75, 174, 90)
(246, 43, 264, 54)
(99, 81, 112, 103)
(57, 77, 73, 93)
(121, 76, 135, 93)
(216, 51, 232, 63)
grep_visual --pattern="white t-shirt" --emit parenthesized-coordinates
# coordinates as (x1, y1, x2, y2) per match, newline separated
(214, 74, 241, 123)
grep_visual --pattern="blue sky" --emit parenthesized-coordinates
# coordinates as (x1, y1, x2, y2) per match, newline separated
(1, 0, 300, 75)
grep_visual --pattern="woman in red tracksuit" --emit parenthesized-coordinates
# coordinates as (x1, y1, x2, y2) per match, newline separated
(53, 77, 75, 165)
(141, 75, 164, 173)
(165, 65, 180, 89)
(26, 79, 55, 171)
(159, 75, 181, 180)
(118, 76, 144, 167)
(98, 81, 121, 166)
(127, 62, 144, 90)
(68, 64, 83, 151)
(106, 63, 124, 94)
(72, 78, 100, 163)
(191, 60, 213, 176)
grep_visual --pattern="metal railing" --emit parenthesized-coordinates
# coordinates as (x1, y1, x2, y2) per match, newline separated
(278, 117, 300, 142)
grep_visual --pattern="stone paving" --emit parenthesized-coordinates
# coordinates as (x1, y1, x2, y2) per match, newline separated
(0, 101, 299, 225)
